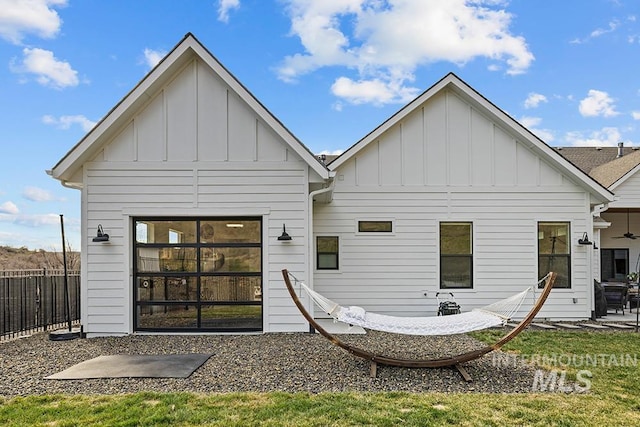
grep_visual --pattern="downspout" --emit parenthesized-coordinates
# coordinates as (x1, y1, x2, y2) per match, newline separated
(307, 176, 335, 326)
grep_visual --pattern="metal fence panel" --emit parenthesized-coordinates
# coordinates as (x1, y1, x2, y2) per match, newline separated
(1, 270, 80, 340)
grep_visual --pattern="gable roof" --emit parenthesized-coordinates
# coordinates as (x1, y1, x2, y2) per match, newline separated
(552, 146, 640, 190)
(552, 146, 636, 174)
(588, 149, 640, 189)
(328, 72, 614, 204)
(49, 33, 330, 187)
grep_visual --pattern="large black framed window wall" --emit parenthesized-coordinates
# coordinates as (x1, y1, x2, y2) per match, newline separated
(133, 217, 262, 332)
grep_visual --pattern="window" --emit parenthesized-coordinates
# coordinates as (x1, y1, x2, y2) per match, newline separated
(317, 236, 339, 270)
(168, 229, 183, 244)
(440, 222, 472, 289)
(358, 220, 393, 233)
(601, 249, 629, 282)
(133, 218, 262, 332)
(538, 222, 571, 288)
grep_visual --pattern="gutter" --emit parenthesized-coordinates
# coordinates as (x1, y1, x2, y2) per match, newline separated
(46, 169, 83, 190)
(306, 177, 336, 319)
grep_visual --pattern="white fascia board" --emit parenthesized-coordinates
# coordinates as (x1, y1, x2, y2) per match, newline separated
(329, 74, 456, 171)
(448, 79, 614, 204)
(51, 34, 330, 184)
(329, 73, 614, 204)
(51, 37, 196, 183)
(187, 39, 330, 181)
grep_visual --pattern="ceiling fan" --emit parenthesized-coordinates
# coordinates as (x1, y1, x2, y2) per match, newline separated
(613, 209, 637, 240)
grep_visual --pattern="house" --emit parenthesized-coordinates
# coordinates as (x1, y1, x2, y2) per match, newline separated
(49, 34, 615, 338)
(555, 144, 640, 283)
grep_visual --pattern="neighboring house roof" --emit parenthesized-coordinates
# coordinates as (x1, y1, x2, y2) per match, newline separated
(49, 33, 330, 187)
(552, 146, 640, 191)
(552, 146, 639, 174)
(328, 73, 614, 204)
(589, 149, 640, 189)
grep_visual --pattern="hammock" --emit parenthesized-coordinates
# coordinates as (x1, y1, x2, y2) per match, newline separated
(295, 277, 538, 336)
(281, 269, 557, 376)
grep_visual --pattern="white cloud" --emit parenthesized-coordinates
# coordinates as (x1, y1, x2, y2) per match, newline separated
(590, 20, 620, 38)
(218, 0, 240, 23)
(22, 186, 56, 202)
(12, 47, 79, 89)
(0, 201, 19, 215)
(579, 89, 618, 117)
(519, 116, 541, 128)
(277, 0, 534, 106)
(0, 0, 66, 44)
(571, 19, 621, 44)
(42, 114, 96, 132)
(14, 213, 61, 227)
(519, 116, 554, 142)
(142, 48, 167, 69)
(524, 92, 547, 109)
(565, 127, 622, 147)
(632, 111, 640, 120)
(0, 211, 61, 227)
(331, 76, 419, 105)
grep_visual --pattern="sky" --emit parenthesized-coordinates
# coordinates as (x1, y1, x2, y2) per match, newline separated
(1, 0, 640, 251)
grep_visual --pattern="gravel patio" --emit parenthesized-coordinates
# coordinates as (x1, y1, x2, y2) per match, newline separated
(0, 330, 544, 397)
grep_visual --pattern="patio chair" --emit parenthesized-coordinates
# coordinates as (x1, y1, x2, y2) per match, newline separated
(603, 284, 628, 314)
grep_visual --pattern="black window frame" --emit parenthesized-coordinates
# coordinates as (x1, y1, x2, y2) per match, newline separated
(439, 222, 473, 289)
(600, 248, 629, 282)
(133, 217, 263, 333)
(538, 221, 571, 289)
(316, 236, 339, 270)
(358, 220, 393, 233)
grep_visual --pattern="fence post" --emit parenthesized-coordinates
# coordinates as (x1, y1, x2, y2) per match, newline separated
(35, 270, 41, 330)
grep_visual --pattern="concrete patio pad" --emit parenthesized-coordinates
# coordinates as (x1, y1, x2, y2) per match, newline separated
(45, 354, 212, 380)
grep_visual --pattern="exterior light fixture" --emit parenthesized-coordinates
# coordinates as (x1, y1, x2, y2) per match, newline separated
(92, 224, 110, 242)
(278, 224, 292, 241)
(578, 232, 592, 245)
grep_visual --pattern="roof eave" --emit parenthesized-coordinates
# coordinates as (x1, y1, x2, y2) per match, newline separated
(51, 33, 330, 184)
(329, 72, 614, 204)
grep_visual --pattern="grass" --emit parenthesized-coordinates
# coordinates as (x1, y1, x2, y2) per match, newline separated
(1, 331, 640, 426)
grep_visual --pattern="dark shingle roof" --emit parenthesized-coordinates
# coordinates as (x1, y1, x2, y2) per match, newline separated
(589, 149, 640, 188)
(554, 146, 640, 188)
(553, 147, 639, 174)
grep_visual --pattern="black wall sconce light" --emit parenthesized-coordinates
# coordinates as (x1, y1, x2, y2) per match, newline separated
(92, 224, 110, 242)
(277, 224, 292, 241)
(578, 232, 592, 245)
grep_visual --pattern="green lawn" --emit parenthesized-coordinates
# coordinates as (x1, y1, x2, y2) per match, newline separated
(1, 331, 639, 426)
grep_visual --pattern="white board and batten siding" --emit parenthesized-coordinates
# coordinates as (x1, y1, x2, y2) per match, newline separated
(81, 58, 316, 336)
(315, 89, 594, 321)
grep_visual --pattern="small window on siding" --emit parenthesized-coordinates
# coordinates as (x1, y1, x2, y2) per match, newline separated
(538, 222, 571, 288)
(358, 220, 393, 233)
(317, 236, 339, 270)
(440, 222, 473, 289)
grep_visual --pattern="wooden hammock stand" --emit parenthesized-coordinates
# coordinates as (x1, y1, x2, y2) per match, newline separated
(282, 269, 557, 380)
